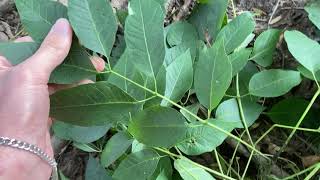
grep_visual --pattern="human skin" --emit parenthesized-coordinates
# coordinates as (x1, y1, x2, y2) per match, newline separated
(0, 19, 105, 179)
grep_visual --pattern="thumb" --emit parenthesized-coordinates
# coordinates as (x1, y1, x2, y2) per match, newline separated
(21, 18, 72, 80)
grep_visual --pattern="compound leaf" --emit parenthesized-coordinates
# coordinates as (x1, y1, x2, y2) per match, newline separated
(128, 106, 188, 148)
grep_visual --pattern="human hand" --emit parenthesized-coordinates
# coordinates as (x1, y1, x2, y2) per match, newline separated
(0, 19, 105, 179)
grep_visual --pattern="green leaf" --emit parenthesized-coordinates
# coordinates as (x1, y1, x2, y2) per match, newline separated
(297, 65, 320, 81)
(149, 157, 173, 180)
(174, 158, 215, 180)
(73, 142, 101, 153)
(236, 33, 255, 51)
(177, 119, 236, 155)
(251, 29, 281, 67)
(108, 51, 147, 100)
(49, 42, 97, 84)
(113, 149, 161, 180)
(0, 42, 98, 84)
(166, 21, 198, 47)
(285, 30, 320, 73)
(216, 12, 256, 54)
(164, 41, 197, 66)
(189, 0, 228, 41)
(249, 69, 302, 97)
(15, 0, 67, 42)
(227, 61, 259, 97)
(101, 132, 134, 167)
(85, 156, 112, 180)
(132, 140, 148, 153)
(267, 98, 319, 127)
(0, 42, 38, 65)
(195, 39, 232, 111)
(305, 0, 320, 30)
(53, 121, 111, 143)
(128, 106, 188, 148)
(50, 82, 141, 126)
(161, 50, 193, 106)
(229, 48, 252, 76)
(68, 0, 117, 58)
(125, 0, 165, 80)
(180, 104, 201, 123)
(215, 98, 265, 128)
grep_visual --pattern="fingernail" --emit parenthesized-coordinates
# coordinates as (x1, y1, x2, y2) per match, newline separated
(50, 18, 70, 36)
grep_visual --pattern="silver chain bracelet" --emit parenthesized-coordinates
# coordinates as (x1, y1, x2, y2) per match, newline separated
(0, 136, 58, 180)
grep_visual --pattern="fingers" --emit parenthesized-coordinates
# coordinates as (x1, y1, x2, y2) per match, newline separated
(48, 79, 94, 95)
(14, 36, 33, 43)
(0, 56, 12, 69)
(19, 19, 72, 81)
(90, 56, 105, 72)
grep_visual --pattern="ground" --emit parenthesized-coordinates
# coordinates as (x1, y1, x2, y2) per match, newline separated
(0, 0, 319, 179)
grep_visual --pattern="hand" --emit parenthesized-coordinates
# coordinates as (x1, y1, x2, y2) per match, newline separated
(0, 19, 105, 179)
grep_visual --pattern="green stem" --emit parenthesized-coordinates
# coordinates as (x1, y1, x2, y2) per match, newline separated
(108, 70, 266, 157)
(154, 148, 235, 180)
(304, 163, 320, 180)
(214, 149, 224, 175)
(276, 89, 320, 159)
(227, 131, 245, 176)
(282, 162, 320, 180)
(236, 74, 254, 146)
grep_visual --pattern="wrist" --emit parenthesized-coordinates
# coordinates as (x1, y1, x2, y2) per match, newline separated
(0, 145, 52, 179)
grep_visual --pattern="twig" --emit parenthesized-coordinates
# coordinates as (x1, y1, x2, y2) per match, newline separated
(268, 0, 281, 27)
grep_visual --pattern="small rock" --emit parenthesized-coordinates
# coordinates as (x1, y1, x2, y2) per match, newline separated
(0, 32, 9, 42)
